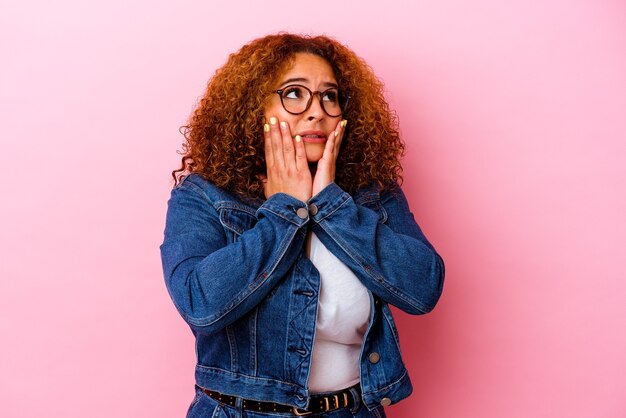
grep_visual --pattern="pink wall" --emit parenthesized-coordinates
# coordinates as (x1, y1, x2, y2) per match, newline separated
(1, 1, 625, 417)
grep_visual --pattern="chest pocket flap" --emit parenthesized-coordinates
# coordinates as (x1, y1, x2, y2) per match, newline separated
(356, 193, 388, 224)
(216, 203, 258, 236)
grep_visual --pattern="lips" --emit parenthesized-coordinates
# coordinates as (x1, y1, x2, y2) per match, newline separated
(297, 130, 327, 144)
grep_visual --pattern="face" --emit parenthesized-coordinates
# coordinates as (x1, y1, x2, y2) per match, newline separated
(263, 53, 341, 163)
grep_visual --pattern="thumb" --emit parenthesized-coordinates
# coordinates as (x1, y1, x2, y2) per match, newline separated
(257, 174, 270, 198)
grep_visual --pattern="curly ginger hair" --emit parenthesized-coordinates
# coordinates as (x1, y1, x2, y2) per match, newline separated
(174, 33, 404, 200)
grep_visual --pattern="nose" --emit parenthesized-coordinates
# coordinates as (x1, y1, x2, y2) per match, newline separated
(304, 94, 325, 121)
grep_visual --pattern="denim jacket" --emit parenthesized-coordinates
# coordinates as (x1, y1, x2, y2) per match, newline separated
(160, 174, 445, 411)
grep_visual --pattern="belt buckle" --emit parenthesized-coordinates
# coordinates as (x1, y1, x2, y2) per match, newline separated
(292, 407, 313, 416)
(293, 390, 347, 415)
(321, 394, 340, 412)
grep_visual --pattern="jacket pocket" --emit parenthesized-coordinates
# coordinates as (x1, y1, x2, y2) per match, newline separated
(217, 204, 257, 242)
(360, 199, 388, 224)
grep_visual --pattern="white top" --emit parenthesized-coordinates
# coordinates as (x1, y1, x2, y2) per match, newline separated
(306, 232, 372, 393)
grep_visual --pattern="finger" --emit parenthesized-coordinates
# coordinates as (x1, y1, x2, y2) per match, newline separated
(269, 117, 285, 167)
(258, 174, 270, 198)
(293, 134, 307, 170)
(329, 119, 346, 156)
(263, 122, 273, 167)
(321, 129, 336, 162)
(334, 119, 347, 155)
(279, 120, 296, 165)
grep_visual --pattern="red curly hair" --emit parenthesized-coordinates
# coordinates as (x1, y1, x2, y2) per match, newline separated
(174, 33, 404, 199)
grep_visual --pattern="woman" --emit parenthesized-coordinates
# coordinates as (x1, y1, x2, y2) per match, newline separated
(161, 33, 445, 417)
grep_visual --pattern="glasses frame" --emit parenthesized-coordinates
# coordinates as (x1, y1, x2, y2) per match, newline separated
(274, 84, 350, 118)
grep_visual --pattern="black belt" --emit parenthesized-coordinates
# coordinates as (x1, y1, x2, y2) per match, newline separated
(198, 384, 360, 416)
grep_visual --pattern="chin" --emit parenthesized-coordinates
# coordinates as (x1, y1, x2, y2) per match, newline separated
(304, 144, 325, 163)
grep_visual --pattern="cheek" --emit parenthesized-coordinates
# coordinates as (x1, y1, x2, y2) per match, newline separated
(264, 97, 305, 126)
(264, 98, 290, 118)
(263, 100, 282, 121)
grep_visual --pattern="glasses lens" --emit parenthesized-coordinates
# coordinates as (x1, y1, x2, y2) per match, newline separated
(320, 88, 341, 117)
(281, 86, 310, 114)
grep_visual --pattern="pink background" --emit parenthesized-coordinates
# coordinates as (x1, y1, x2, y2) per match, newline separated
(1, 1, 625, 417)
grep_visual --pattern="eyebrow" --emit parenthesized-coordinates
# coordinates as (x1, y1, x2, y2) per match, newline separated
(279, 77, 339, 89)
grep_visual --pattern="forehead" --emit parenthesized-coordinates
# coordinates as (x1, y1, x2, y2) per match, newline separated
(278, 53, 337, 83)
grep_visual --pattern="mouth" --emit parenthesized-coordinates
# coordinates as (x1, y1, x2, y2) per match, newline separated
(297, 130, 327, 144)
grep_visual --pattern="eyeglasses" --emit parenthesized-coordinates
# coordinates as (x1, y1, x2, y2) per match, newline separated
(274, 84, 350, 117)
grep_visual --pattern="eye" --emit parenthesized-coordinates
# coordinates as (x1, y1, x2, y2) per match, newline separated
(322, 89, 339, 103)
(283, 86, 307, 100)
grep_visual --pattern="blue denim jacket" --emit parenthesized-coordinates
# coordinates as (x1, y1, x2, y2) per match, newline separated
(160, 174, 444, 410)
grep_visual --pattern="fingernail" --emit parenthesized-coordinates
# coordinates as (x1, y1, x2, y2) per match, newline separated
(280, 121, 287, 129)
(264, 124, 270, 132)
(342, 120, 348, 128)
(334, 131, 339, 138)
(270, 117, 277, 125)
(295, 135, 301, 142)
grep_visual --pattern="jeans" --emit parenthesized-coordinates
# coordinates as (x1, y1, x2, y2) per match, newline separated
(186, 386, 387, 418)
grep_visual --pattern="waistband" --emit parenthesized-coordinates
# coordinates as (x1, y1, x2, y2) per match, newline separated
(197, 383, 361, 416)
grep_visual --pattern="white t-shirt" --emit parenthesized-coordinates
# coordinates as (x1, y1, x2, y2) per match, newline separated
(306, 232, 372, 393)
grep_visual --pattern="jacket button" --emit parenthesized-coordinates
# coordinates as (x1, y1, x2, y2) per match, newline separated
(308, 204, 318, 216)
(296, 207, 308, 219)
(368, 352, 380, 364)
(380, 397, 392, 407)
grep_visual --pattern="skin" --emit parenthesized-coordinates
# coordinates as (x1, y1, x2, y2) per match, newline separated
(262, 53, 347, 202)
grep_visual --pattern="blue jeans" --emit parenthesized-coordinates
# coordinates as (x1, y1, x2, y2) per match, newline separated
(186, 386, 387, 418)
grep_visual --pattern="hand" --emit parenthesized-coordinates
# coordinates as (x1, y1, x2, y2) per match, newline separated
(312, 119, 347, 196)
(261, 117, 312, 202)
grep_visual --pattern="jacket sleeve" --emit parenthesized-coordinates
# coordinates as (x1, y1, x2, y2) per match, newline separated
(308, 182, 445, 314)
(160, 179, 309, 334)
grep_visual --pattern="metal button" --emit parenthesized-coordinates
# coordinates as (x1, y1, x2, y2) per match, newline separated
(308, 203, 318, 216)
(380, 397, 392, 407)
(368, 352, 380, 364)
(296, 207, 308, 219)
